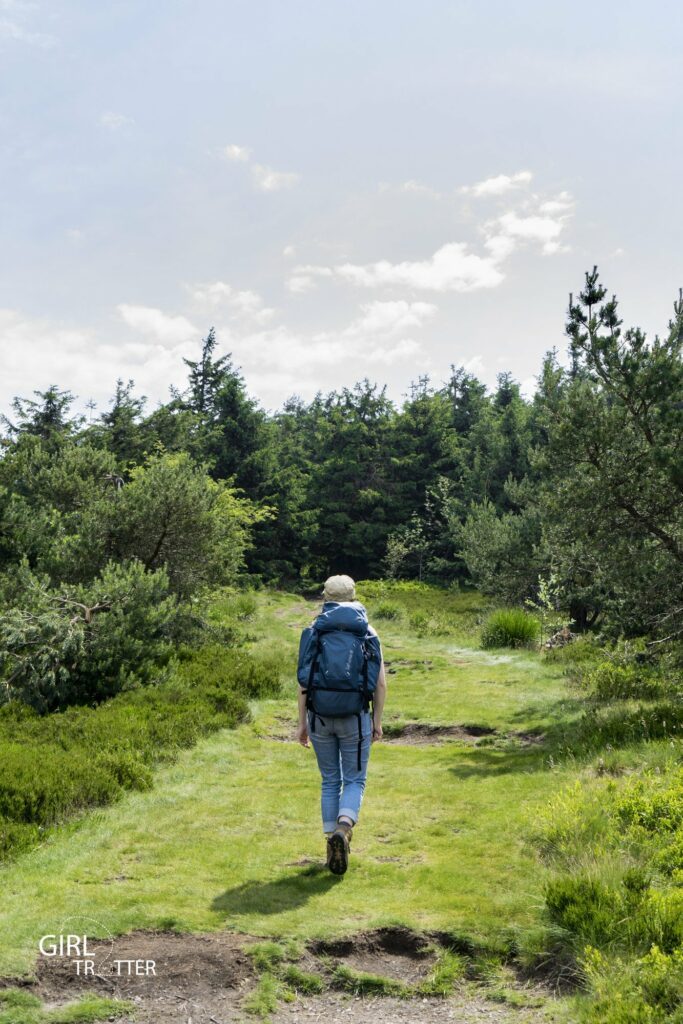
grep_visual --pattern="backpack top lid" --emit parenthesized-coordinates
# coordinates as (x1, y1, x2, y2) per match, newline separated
(314, 600, 368, 636)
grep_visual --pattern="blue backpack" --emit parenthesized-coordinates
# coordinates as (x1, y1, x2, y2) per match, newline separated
(297, 601, 382, 767)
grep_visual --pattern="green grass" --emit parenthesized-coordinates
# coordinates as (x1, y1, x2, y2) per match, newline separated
(331, 963, 409, 996)
(0, 585, 579, 985)
(415, 948, 468, 995)
(0, 990, 132, 1024)
(481, 608, 541, 649)
(280, 963, 325, 994)
(243, 972, 292, 1017)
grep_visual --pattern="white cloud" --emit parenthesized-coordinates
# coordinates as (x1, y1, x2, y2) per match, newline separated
(485, 191, 575, 255)
(0, 290, 434, 417)
(117, 305, 198, 347)
(0, 16, 54, 46)
(496, 211, 565, 254)
(206, 299, 434, 405)
(292, 242, 504, 294)
(287, 180, 574, 296)
(287, 266, 334, 294)
(99, 111, 134, 131)
(520, 375, 538, 398)
(462, 170, 533, 197)
(283, 245, 296, 258)
(462, 355, 486, 376)
(483, 234, 517, 261)
(187, 281, 275, 324)
(251, 163, 299, 192)
(223, 143, 251, 163)
(0, 308, 195, 418)
(537, 191, 573, 215)
(222, 143, 299, 191)
(350, 300, 437, 336)
(379, 179, 442, 198)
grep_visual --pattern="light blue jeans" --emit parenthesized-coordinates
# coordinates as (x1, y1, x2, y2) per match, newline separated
(307, 710, 373, 833)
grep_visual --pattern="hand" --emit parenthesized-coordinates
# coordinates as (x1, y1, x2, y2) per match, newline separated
(372, 722, 383, 742)
(296, 723, 310, 747)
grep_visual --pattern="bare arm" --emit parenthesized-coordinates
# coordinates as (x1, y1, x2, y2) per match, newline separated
(296, 688, 309, 746)
(372, 660, 387, 740)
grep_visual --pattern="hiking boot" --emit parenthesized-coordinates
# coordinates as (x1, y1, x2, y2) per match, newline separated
(327, 824, 351, 875)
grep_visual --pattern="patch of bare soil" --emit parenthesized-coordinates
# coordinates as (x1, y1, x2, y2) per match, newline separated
(510, 732, 546, 746)
(383, 723, 497, 745)
(385, 659, 435, 674)
(6, 927, 552, 1023)
(272, 992, 546, 1023)
(308, 926, 436, 984)
(29, 930, 255, 1023)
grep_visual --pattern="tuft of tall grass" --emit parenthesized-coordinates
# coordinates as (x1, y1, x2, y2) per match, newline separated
(331, 964, 408, 997)
(0, 990, 133, 1024)
(371, 601, 403, 621)
(480, 609, 540, 649)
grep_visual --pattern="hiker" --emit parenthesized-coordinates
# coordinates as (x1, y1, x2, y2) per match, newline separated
(296, 574, 387, 876)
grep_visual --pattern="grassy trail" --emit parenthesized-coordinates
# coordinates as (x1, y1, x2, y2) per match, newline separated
(0, 587, 579, 979)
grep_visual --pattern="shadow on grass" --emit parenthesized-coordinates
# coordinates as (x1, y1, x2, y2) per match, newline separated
(211, 864, 339, 918)
(448, 746, 548, 779)
(447, 696, 683, 778)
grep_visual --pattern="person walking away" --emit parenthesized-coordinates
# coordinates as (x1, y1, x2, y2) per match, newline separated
(296, 575, 387, 876)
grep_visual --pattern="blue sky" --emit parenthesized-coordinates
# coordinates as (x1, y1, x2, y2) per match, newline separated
(1, 0, 682, 417)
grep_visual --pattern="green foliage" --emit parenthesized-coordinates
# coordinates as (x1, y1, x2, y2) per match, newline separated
(0, 989, 131, 1024)
(177, 644, 286, 700)
(0, 560, 182, 710)
(534, 754, 683, 1022)
(280, 964, 325, 994)
(461, 500, 544, 605)
(416, 948, 467, 995)
(371, 601, 403, 620)
(408, 610, 452, 637)
(0, 639, 284, 858)
(584, 662, 669, 703)
(243, 973, 290, 1017)
(534, 269, 683, 635)
(0, 988, 42, 1011)
(2, 274, 681, 640)
(480, 608, 540, 648)
(1, 386, 83, 449)
(247, 942, 287, 972)
(579, 945, 683, 1024)
(105, 452, 267, 596)
(546, 870, 683, 957)
(44, 996, 133, 1023)
(331, 963, 409, 997)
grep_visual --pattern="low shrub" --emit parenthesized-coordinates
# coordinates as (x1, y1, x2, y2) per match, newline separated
(371, 601, 402, 621)
(583, 663, 669, 703)
(0, 640, 283, 859)
(580, 945, 683, 1023)
(218, 590, 258, 622)
(480, 609, 540, 649)
(546, 871, 683, 957)
(0, 560, 182, 712)
(577, 701, 683, 751)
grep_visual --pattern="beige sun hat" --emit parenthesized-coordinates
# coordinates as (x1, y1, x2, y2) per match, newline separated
(322, 574, 356, 602)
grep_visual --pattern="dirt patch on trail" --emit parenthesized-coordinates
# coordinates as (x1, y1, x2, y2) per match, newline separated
(383, 723, 497, 745)
(308, 926, 436, 985)
(272, 991, 546, 1023)
(5, 926, 552, 1024)
(29, 930, 255, 1022)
